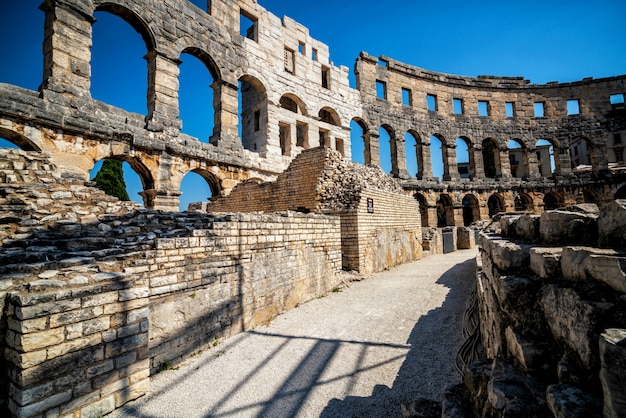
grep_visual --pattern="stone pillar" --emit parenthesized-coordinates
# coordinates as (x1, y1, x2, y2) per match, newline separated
(473, 145, 485, 179)
(421, 139, 434, 179)
(593, 139, 610, 175)
(366, 130, 381, 167)
(210, 80, 240, 149)
(391, 136, 410, 178)
(499, 147, 512, 179)
(141, 189, 182, 211)
(558, 146, 572, 176)
(444, 145, 459, 181)
(427, 207, 438, 227)
(40, 0, 94, 100)
(527, 147, 541, 178)
(146, 50, 181, 133)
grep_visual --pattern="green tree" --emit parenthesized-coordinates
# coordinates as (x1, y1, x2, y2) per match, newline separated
(92, 159, 130, 201)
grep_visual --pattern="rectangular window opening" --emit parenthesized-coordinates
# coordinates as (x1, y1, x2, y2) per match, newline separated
(567, 99, 580, 115)
(284, 47, 295, 74)
(478, 101, 489, 117)
(311, 48, 318, 61)
(240, 10, 257, 41)
(505, 102, 515, 118)
(534, 102, 545, 117)
(376, 80, 387, 100)
(254, 110, 260, 132)
(614, 133, 622, 144)
(298, 41, 305, 55)
(402, 88, 412, 106)
(321, 67, 330, 89)
(453, 98, 464, 115)
(296, 122, 307, 147)
(426, 94, 437, 111)
(611, 93, 625, 109)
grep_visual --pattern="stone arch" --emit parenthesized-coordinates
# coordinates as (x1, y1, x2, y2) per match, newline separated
(569, 135, 595, 171)
(350, 118, 368, 164)
(482, 138, 501, 178)
(514, 193, 534, 212)
(414, 192, 429, 227)
(319, 107, 341, 126)
(94, 2, 158, 51)
(93, 154, 155, 207)
(377, 124, 395, 174)
(181, 46, 222, 82)
(543, 192, 563, 210)
(456, 136, 473, 179)
(437, 193, 454, 227)
(614, 184, 626, 200)
(405, 130, 421, 178)
(508, 138, 529, 178)
(279, 93, 308, 116)
(488, 193, 505, 217)
(239, 74, 268, 153)
(462, 194, 480, 226)
(430, 134, 446, 180)
(0, 127, 41, 151)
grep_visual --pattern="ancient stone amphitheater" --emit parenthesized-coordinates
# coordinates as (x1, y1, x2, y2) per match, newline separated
(0, 0, 625, 417)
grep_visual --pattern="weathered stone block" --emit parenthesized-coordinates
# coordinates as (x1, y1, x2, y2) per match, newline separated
(546, 384, 602, 418)
(560, 246, 619, 282)
(529, 247, 562, 279)
(600, 328, 626, 418)
(598, 199, 626, 249)
(505, 326, 544, 370)
(540, 209, 598, 246)
(586, 255, 626, 293)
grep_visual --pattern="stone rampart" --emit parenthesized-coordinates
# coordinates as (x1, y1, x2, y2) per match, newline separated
(433, 201, 626, 417)
(0, 149, 342, 417)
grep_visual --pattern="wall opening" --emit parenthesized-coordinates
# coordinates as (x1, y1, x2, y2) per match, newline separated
(179, 51, 216, 142)
(429, 135, 445, 180)
(453, 98, 464, 115)
(505, 102, 515, 118)
(569, 136, 593, 170)
(482, 138, 499, 178)
(405, 131, 420, 178)
(350, 119, 367, 165)
(488, 194, 505, 217)
(508, 139, 528, 178)
(240, 9, 257, 41)
(615, 185, 626, 199)
(376, 80, 387, 100)
(462, 194, 479, 226)
(535, 139, 556, 177)
(534, 102, 545, 117)
(402, 88, 412, 106)
(279, 123, 291, 156)
(239, 75, 267, 152)
(426, 94, 437, 111)
(89, 158, 149, 207)
(92, 10, 149, 115)
(456, 137, 471, 178)
(514, 193, 533, 211)
(543, 192, 562, 210)
(378, 126, 393, 174)
(414, 193, 429, 227)
(0, 131, 39, 151)
(478, 101, 489, 116)
(567, 99, 580, 115)
(436, 194, 454, 227)
(179, 170, 216, 211)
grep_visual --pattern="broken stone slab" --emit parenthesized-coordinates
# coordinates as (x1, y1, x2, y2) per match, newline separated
(546, 384, 602, 418)
(560, 246, 618, 282)
(586, 254, 626, 293)
(539, 209, 598, 246)
(598, 199, 626, 250)
(600, 328, 626, 418)
(505, 326, 546, 371)
(486, 358, 548, 416)
(482, 236, 533, 272)
(530, 247, 562, 279)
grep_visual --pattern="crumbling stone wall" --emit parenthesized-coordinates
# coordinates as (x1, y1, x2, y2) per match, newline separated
(204, 147, 422, 273)
(0, 149, 342, 417)
(438, 202, 626, 417)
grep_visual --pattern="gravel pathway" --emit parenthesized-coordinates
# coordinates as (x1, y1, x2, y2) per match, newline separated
(110, 249, 477, 418)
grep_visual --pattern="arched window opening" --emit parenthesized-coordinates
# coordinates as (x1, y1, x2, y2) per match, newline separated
(414, 193, 429, 227)
(350, 119, 367, 165)
(482, 138, 499, 179)
(535, 139, 557, 177)
(569, 136, 593, 172)
(179, 170, 218, 212)
(508, 139, 528, 178)
(319, 108, 340, 126)
(456, 137, 471, 179)
(0, 131, 39, 151)
(378, 126, 393, 174)
(514, 193, 533, 212)
(239, 75, 266, 153)
(615, 185, 626, 200)
(488, 194, 505, 217)
(543, 193, 562, 210)
(430, 135, 445, 180)
(180, 52, 216, 142)
(280, 96, 299, 113)
(462, 194, 480, 226)
(92, 10, 149, 115)
(436, 194, 454, 227)
(405, 131, 420, 178)
(89, 158, 146, 206)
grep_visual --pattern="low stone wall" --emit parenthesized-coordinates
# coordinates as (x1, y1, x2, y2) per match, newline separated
(0, 150, 342, 417)
(439, 201, 626, 417)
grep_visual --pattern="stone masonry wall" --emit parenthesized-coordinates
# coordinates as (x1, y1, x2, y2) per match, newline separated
(0, 149, 342, 417)
(442, 202, 626, 417)
(204, 147, 422, 273)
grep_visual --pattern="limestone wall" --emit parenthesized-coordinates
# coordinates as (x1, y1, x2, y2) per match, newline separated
(204, 147, 422, 273)
(0, 150, 342, 417)
(447, 202, 626, 417)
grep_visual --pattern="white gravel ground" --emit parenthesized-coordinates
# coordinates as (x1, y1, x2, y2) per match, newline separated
(109, 249, 477, 418)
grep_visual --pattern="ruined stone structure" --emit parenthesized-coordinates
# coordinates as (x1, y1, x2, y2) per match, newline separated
(1, 0, 626, 416)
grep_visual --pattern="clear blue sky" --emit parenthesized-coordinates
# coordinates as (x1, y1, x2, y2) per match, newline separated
(1, 0, 625, 209)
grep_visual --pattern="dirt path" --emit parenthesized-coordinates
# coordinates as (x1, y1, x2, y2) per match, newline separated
(110, 249, 478, 418)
